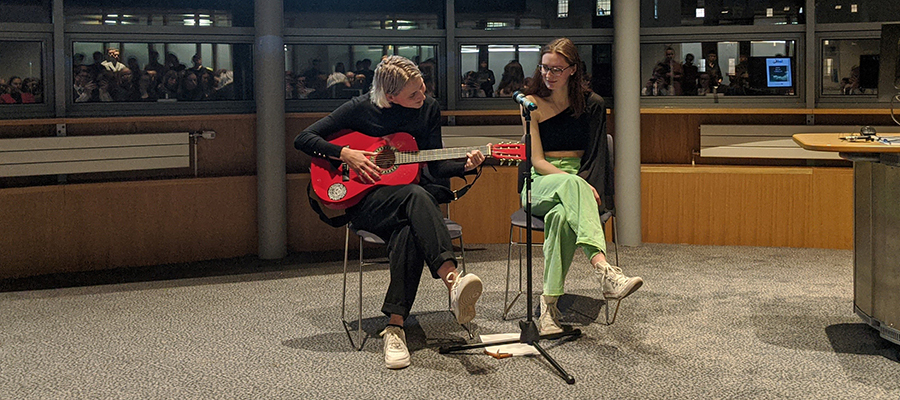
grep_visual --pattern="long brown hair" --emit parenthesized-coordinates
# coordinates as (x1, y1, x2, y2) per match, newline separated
(523, 38, 587, 117)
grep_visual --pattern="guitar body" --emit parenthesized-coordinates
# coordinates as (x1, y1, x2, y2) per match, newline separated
(310, 130, 524, 210)
(310, 131, 422, 210)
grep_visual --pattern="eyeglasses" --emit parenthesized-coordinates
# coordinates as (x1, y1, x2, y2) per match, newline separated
(538, 64, 573, 77)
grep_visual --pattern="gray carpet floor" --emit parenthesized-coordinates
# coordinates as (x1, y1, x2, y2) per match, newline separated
(1, 243, 898, 399)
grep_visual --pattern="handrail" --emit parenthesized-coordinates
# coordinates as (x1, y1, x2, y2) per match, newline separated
(0, 114, 254, 127)
(3, 107, 897, 127)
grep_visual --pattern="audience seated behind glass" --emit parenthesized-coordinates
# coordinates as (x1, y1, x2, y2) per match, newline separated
(69, 50, 236, 103)
(461, 70, 484, 98)
(1, 76, 40, 104)
(285, 56, 437, 100)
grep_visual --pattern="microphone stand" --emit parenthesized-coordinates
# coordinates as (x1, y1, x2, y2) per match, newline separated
(439, 102, 582, 385)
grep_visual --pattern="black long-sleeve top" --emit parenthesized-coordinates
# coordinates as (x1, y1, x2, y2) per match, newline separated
(293, 94, 468, 191)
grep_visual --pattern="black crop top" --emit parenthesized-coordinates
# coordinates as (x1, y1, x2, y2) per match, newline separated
(538, 107, 591, 152)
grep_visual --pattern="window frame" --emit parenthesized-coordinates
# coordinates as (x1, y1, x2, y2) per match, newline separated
(284, 28, 447, 112)
(639, 27, 807, 107)
(814, 24, 884, 106)
(63, 31, 255, 117)
(0, 29, 55, 120)
(453, 29, 613, 110)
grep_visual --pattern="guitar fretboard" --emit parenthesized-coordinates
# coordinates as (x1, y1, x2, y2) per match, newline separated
(393, 145, 492, 165)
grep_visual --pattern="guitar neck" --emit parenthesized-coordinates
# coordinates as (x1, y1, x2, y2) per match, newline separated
(395, 145, 492, 165)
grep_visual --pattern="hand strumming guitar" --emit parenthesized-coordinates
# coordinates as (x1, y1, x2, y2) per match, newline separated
(339, 147, 380, 183)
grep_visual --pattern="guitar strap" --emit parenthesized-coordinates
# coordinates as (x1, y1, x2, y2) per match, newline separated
(306, 165, 486, 228)
(450, 164, 485, 201)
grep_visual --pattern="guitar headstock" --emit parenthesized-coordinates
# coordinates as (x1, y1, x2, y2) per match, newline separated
(489, 142, 525, 162)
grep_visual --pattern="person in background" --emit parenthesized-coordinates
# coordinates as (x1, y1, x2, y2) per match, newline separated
(474, 60, 496, 97)
(681, 53, 699, 96)
(144, 50, 166, 76)
(497, 60, 525, 97)
(0, 76, 36, 104)
(22, 77, 43, 103)
(213, 69, 235, 100)
(101, 48, 127, 72)
(703, 50, 723, 93)
(73, 67, 96, 103)
(656, 47, 682, 95)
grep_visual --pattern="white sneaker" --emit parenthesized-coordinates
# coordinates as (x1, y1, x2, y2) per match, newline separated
(539, 295, 563, 335)
(448, 271, 482, 325)
(379, 325, 410, 369)
(594, 262, 643, 300)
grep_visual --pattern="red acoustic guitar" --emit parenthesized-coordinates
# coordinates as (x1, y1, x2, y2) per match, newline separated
(310, 131, 525, 209)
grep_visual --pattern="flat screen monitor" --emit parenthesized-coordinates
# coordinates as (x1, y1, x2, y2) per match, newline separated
(764, 57, 793, 88)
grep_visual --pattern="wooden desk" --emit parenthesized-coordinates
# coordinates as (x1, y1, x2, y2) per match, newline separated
(793, 133, 900, 153)
(793, 133, 900, 346)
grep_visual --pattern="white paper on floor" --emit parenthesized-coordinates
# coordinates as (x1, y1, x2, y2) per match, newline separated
(480, 333, 539, 357)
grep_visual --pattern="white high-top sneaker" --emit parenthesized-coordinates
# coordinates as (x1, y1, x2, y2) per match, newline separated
(379, 325, 410, 369)
(539, 295, 563, 335)
(448, 271, 483, 325)
(594, 261, 643, 300)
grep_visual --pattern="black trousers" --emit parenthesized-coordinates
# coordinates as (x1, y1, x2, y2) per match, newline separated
(349, 184, 457, 320)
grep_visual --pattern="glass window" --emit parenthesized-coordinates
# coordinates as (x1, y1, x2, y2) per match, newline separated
(72, 42, 252, 103)
(286, 44, 439, 100)
(285, 0, 443, 29)
(821, 39, 880, 96)
(641, 0, 805, 27)
(459, 43, 612, 98)
(0, 0, 51, 23)
(0, 41, 44, 104)
(640, 41, 797, 97)
(456, 0, 612, 30)
(64, 0, 253, 27)
(816, 1, 900, 24)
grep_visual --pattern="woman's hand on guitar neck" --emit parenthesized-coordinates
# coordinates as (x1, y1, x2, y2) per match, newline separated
(339, 147, 380, 183)
(464, 148, 487, 172)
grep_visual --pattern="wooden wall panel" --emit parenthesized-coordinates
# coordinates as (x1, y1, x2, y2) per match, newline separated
(641, 114, 699, 164)
(0, 177, 257, 279)
(0, 187, 67, 277)
(806, 167, 854, 249)
(641, 165, 852, 249)
(0, 165, 855, 279)
(448, 166, 522, 244)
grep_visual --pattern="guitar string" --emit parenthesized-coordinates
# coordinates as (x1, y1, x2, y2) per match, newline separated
(393, 145, 492, 165)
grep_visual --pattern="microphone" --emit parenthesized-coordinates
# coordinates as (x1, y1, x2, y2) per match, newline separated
(513, 91, 537, 111)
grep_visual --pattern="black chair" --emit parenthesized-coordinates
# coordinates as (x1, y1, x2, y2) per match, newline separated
(502, 134, 621, 324)
(341, 219, 466, 350)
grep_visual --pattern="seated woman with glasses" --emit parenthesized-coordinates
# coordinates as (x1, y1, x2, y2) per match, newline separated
(519, 38, 643, 334)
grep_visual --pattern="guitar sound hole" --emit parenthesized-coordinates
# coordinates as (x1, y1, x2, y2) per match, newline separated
(372, 147, 398, 173)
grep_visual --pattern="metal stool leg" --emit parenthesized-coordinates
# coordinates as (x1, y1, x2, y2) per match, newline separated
(503, 224, 526, 320)
(341, 226, 366, 350)
(604, 216, 622, 325)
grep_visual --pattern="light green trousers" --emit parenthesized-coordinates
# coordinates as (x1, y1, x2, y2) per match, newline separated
(521, 157, 607, 296)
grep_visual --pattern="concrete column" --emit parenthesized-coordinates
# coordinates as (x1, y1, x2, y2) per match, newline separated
(613, 0, 642, 246)
(446, 0, 458, 110)
(53, 0, 65, 117)
(255, 0, 287, 259)
(805, 0, 816, 108)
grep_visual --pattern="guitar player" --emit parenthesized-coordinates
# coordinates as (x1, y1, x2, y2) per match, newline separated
(293, 55, 486, 370)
